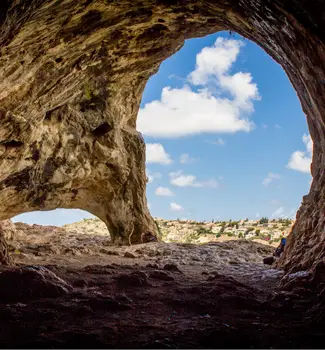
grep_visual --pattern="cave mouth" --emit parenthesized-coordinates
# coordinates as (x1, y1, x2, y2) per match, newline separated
(141, 31, 311, 236)
(0, 1, 325, 347)
(2, 31, 312, 271)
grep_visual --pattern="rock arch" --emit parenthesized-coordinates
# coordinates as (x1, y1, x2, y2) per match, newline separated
(0, 1, 324, 271)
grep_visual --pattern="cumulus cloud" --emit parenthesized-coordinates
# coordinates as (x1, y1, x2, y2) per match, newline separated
(155, 186, 174, 197)
(189, 38, 242, 85)
(146, 143, 172, 165)
(287, 134, 313, 173)
(170, 202, 183, 211)
(179, 153, 196, 164)
(169, 170, 218, 188)
(262, 172, 280, 186)
(137, 38, 260, 138)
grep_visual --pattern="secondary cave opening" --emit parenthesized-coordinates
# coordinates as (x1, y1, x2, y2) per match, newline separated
(138, 31, 312, 249)
(7, 209, 111, 265)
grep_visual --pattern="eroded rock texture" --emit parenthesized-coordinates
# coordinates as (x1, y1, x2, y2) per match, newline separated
(0, 1, 324, 265)
(0, 221, 13, 265)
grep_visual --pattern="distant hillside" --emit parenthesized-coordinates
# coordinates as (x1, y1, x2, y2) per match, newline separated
(63, 217, 293, 246)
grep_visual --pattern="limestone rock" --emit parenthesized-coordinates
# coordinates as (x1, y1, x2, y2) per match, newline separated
(0, 220, 14, 265)
(0, 1, 324, 274)
(0, 220, 17, 241)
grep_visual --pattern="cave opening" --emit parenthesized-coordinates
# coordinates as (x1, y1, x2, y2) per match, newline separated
(6, 209, 111, 265)
(140, 31, 311, 248)
(7, 31, 311, 253)
(0, 1, 325, 347)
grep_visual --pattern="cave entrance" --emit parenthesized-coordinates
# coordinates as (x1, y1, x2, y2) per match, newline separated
(139, 31, 312, 248)
(13, 209, 96, 227)
(8, 209, 111, 265)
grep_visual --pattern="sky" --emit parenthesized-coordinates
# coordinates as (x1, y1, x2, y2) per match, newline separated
(13, 31, 312, 226)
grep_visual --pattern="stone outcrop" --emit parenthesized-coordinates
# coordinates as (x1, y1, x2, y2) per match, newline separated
(0, 1, 324, 271)
(0, 220, 14, 264)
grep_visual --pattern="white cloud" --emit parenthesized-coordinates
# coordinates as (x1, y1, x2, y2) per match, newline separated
(287, 134, 313, 174)
(146, 143, 172, 165)
(146, 170, 162, 184)
(171, 173, 199, 187)
(288, 151, 310, 173)
(262, 172, 280, 186)
(170, 202, 183, 211)
(155, 186, 174, 197)
(169, 170, 218, 188)
(207, 137, 225, 146)
(137, 37, 260, 138)
(179, 153, 196, 164)
(189, 38, 242, 85)
(271, 207, 285, 218)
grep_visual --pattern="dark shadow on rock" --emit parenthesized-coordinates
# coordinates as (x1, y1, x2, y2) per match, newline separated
(0, 266, 72, 300)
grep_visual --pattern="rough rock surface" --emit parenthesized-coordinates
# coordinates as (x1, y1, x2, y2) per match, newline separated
(0, 265, 72, 300)
(0, 219, 323, 347)
(0, 220, 14, 264)
(0, 1, 324, 270)
(0, 222, 324, 348)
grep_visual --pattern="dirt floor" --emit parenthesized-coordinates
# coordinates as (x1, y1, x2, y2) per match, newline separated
(0, 224, 324, 348)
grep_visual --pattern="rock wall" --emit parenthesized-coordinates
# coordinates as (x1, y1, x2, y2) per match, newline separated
(0, 220, 14, 264)
(0, 0, 324, 269)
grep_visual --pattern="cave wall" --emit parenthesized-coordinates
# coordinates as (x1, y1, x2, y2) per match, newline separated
(0, 0, 324, 269)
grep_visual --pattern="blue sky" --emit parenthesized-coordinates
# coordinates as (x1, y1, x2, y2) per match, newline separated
(13, 31, 312, 225)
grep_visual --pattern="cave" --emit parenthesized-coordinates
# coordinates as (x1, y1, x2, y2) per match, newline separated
(0, 0, 325, 348)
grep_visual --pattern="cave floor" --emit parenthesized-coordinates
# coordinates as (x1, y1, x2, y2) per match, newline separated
(0, 239, 324, 348)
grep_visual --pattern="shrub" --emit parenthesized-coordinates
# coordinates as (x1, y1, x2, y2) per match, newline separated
(259, 217, 269, 224)
(245, 227, 254, 235)
(196, 227, 214, 235)
(227, 221, 240, 228)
